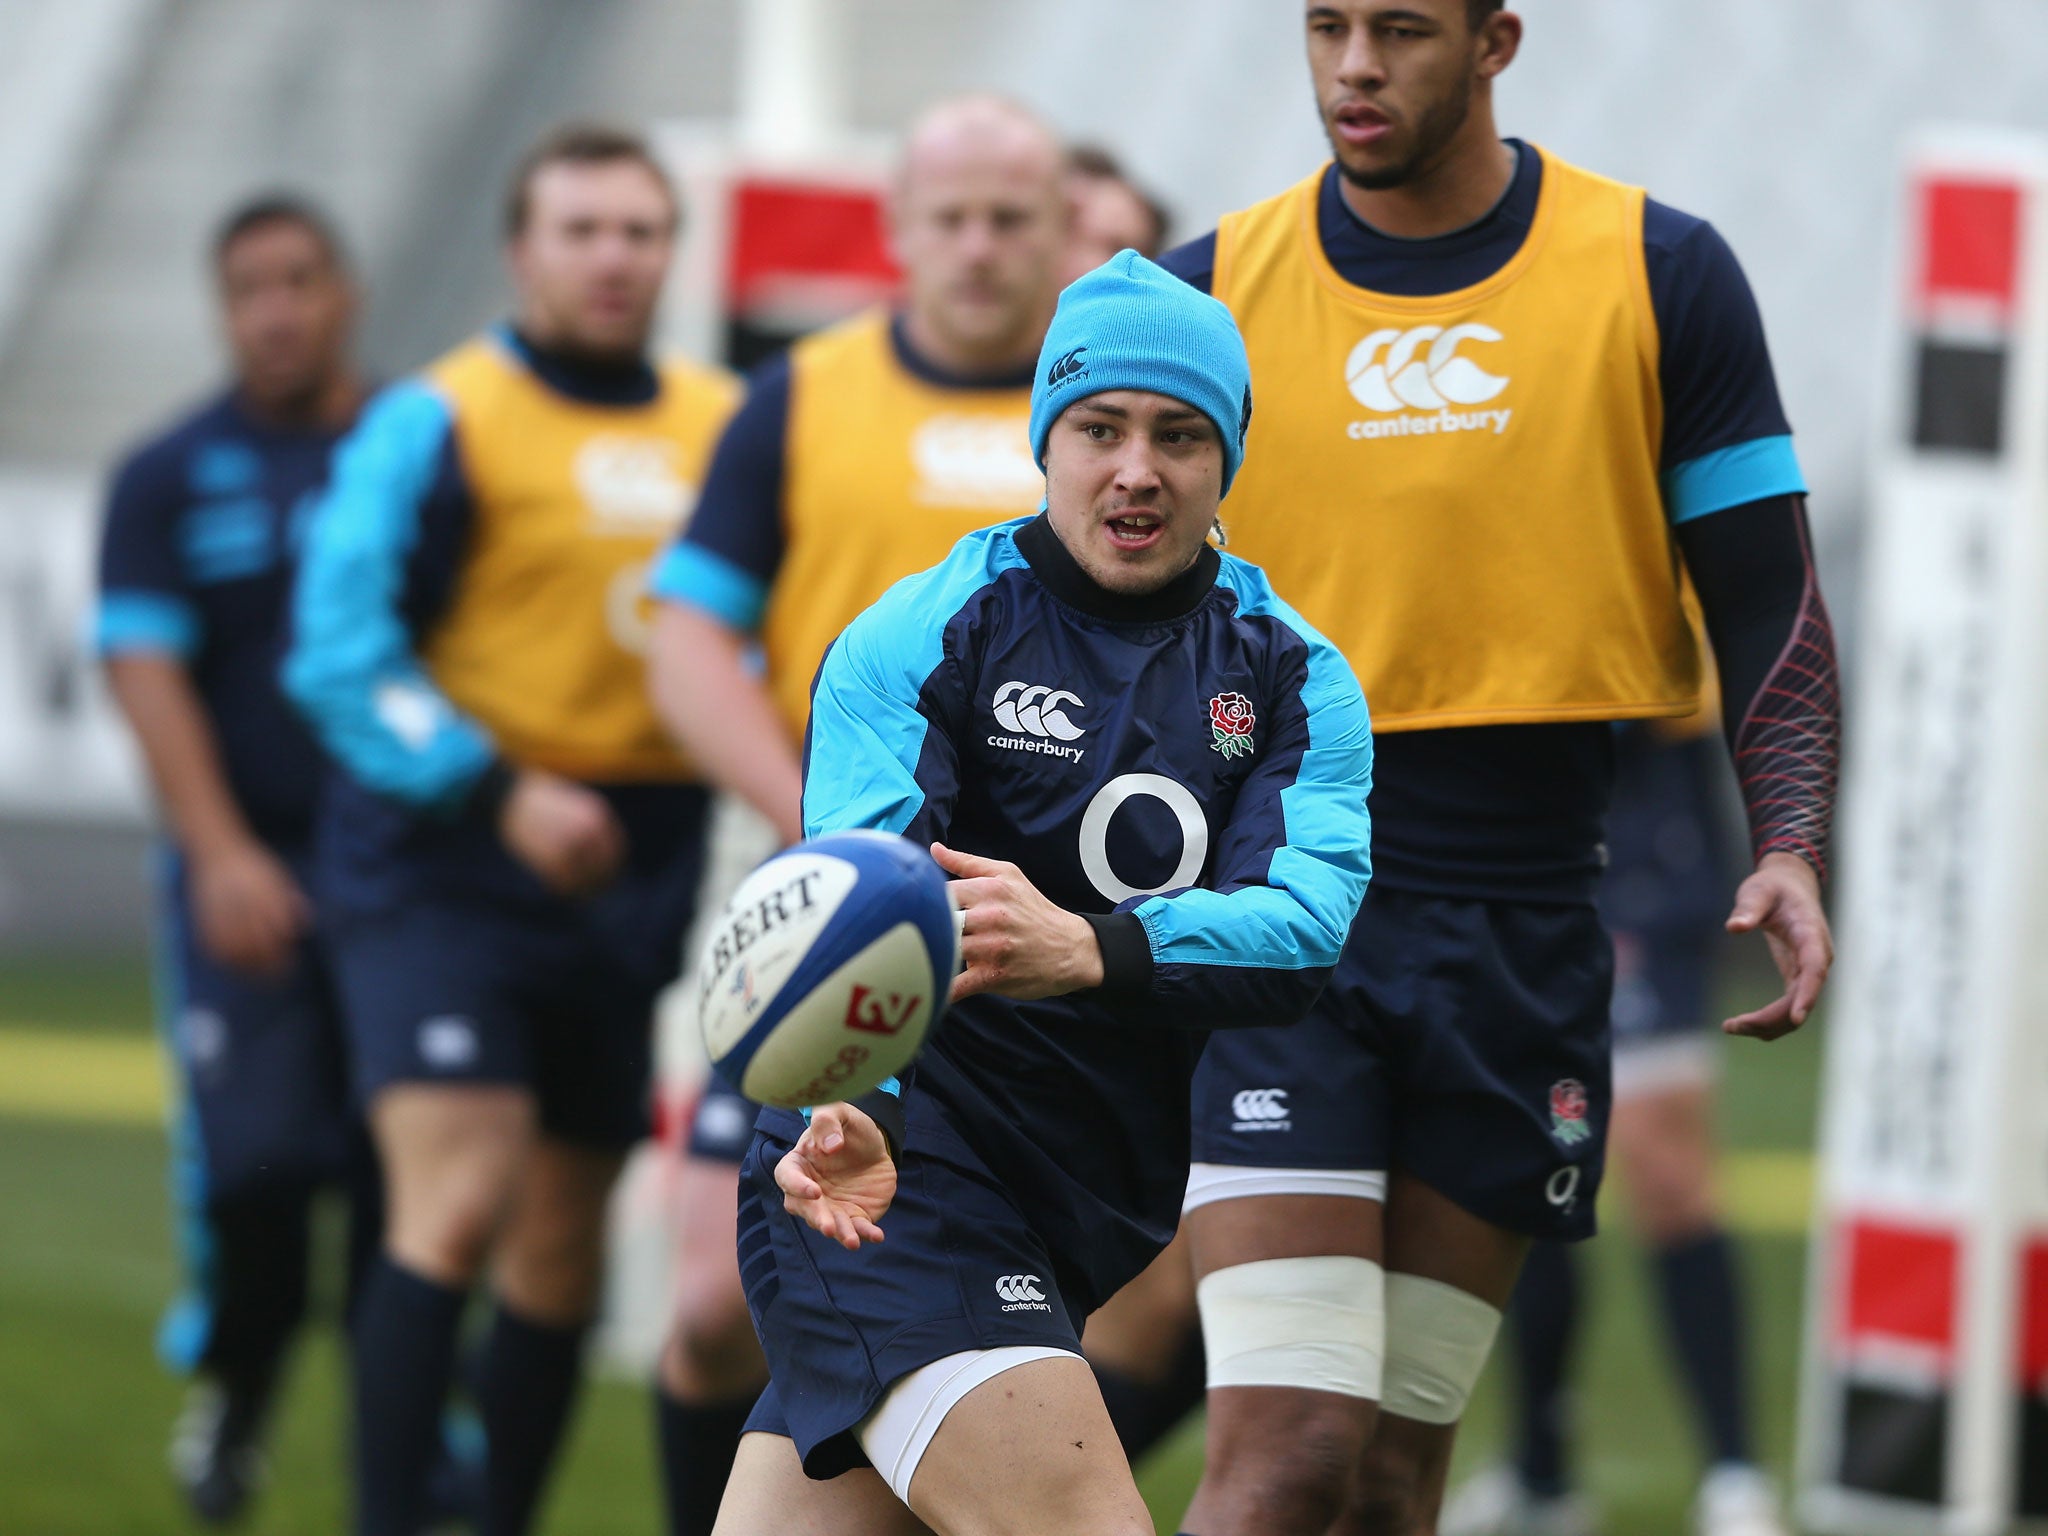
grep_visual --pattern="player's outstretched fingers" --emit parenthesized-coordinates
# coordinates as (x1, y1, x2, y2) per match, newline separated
(774, 1104, 894, 1250)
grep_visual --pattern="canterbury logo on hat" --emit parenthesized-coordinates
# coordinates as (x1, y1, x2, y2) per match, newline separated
(1045, 346, 1090, 389)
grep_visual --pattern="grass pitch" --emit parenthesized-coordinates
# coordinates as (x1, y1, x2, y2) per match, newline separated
(0, 950, 1819, 1534)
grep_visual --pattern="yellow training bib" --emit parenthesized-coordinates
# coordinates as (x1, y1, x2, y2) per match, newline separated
(1214, 147, 1698, 730)
(761, 310, 1040, 738)
(421, 336, 740, 780)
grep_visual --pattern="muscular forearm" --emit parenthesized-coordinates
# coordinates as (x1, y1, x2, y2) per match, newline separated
(105, 654, 257, 858)
(650, 603, 804, 844)
(1677, 494, 1842, 878)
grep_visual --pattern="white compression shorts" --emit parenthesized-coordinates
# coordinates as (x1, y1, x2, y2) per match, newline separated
(1183, 1162, 1388, 1212)
(854, 1345, 1078, 1504)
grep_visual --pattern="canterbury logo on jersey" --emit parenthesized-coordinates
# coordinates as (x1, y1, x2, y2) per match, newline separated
(996, 1274, 1051, 1312)
(1343, 324, 1513, 440)
(1230, 1087, 1292, 1132)
(988, 681, 1087, 764)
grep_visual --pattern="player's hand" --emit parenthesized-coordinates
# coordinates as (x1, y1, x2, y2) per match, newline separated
(932, 842, 1105, 1003)
(776, 1103, 895, 1250)
(1723, 850, 1832, 1041)
(499, 769, 626, 897)
(189, 838, 310, 979)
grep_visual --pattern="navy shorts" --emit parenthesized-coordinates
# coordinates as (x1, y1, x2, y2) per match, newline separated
(685, 1078, 758, 1164)
(736, 1095, 1088, 1479)
(330, 891, 681, 1150)
(1190, 886, 1613, 1241)
(156, 850, 355, 1202)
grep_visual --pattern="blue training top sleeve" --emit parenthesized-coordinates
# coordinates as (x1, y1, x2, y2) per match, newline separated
(96, 440, 201, 659)
(799, 590, 970, 845)
(282, 379, 495, 812)
(1645, 200, 1808, 523)
(1157, 231, 1218, 296)
(649, 354, 791, 634)
(1128, 560, 1373, 1029)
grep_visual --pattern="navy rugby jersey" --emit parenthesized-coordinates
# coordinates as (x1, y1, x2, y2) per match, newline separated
(96, 392, 349, 848)
(1162, 140, 1805, 902)
(786, 514, 1374, 1310)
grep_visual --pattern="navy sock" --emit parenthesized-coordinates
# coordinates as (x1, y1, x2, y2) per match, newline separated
(202, 1189, 313, 1407)
(476, 1303, 588, 1536)
(1508, 1240, 1580, 1497)
(1094, 1326, 1207, 1462)
(656, 1389, 755, 1536)
(1650, 1228, 1752, 1467)
(352, 1256, 467, 1536)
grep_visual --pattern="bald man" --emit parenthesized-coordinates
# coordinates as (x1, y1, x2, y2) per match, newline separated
(643, 93, 1069, 1536)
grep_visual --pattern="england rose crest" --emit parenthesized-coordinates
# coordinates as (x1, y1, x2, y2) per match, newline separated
(1549, 1078, 1591, 1145)
(1208, 692, 1256, 758)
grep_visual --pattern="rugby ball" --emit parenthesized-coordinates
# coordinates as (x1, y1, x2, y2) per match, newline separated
(694, 830, 958, 1108)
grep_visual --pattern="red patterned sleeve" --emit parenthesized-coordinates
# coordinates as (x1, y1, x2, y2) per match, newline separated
(1677, 494, 1843, 880)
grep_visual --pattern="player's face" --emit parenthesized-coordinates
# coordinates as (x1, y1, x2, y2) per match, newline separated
(1062, 175, 1159, 284)
(1044, 390, 1222, 596)
(1306, 1, 1498, 190)
(218, 221, 355, 412)
(895, 146, 1067, 359)
(509, 160, 676, 359)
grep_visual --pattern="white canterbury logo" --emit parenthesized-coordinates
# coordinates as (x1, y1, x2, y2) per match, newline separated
(1343, 324, 1513, 439)
(989, 682, 1087, 764)
(996, 1274, 1051, 1312)
(1232, 1088, 1289, 1121)
(1230, 1086, 1292, 1132)
(993, 682, 1084, 740)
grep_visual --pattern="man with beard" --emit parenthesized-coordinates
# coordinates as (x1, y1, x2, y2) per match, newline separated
(286, 124, 737, 1536)
(1158, 5, 1840, 1533)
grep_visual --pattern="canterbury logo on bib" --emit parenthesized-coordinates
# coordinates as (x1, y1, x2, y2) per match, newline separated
(1344, 323, 1513, 439)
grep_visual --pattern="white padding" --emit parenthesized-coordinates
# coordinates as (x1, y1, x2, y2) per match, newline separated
(1183, 1162, 1388, 1212)
(1378, 1274, 1502, 1425)
(1195, 1255, 1386, 1400)
(854, 1345, 1077, 1504)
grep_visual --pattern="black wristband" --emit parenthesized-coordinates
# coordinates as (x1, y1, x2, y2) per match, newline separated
(849, 1089, 907, 1162)
(1082, 911, 1154, 1000)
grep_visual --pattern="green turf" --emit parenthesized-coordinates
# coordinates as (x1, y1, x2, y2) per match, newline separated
(0, 949, 1821, 1534)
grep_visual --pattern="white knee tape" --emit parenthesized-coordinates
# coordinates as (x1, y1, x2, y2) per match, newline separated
(1195, 1255, 1385, 1400)
(1378, 1274, 1502, 1425)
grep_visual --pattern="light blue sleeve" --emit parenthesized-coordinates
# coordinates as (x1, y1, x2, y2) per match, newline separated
(95, 592, 201, 659)
(1664, 434, 1808, 525)
(800, 528, 1026, 841)
(281, 381, 496, 810)
(650, 542, 770, 633)
(1134, 561, 1373, 993)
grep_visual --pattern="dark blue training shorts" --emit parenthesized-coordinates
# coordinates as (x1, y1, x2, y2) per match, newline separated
(737, 1093, 1089, 1479)
(1190, 886, 1613, 1242)
(331, 891, 677, 1150)
(157, 850, 354, 1201)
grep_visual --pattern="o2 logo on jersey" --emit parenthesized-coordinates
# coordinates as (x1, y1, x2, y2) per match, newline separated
(1078, 773, 1209, 905)
(1343, 324, 1514, 441)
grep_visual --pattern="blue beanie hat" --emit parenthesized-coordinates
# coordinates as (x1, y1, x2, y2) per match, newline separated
(1029, 249, 1253, 496)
